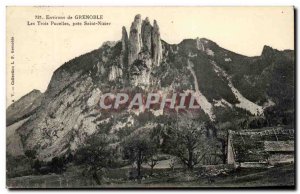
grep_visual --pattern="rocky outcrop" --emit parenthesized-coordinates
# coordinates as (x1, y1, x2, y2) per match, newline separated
(7, 13, 294, 162)
(151, 20, 162, 66)
(196, 37, 205, 51)
(125, 15, 163, 87)
(6, 89, 43, 126)
(127, 15, 162, 67)
(141, 17, 152, 52)
(261, 45, 278, 61)
(109, 65, 123, 81)
(128, 14, 143, 66)
(121, 26, 129, 67)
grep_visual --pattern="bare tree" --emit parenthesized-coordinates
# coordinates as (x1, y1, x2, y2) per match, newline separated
(165, 114, 208, 170)
(74, 134, 112, 185)
(169, 158, 177, 171)
(122, 133, 157, 182)
(147, 155, 158, 175)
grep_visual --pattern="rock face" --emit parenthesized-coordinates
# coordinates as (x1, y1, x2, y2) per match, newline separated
(124, 15, 163, 87)
(6, 89, 43, 126)
(127, 15, 162, 67)
(151, 20, 162, 67)
(261, 45, 277, 61)
(141, 17, 152, 52)
(109, 65, 123, 81)
(196, 37, 205, 51)
(6, 14, 294, 162)
(128, 14, 143, 66)
(121, 26, 129, 67)
(196, 37, 219, 56)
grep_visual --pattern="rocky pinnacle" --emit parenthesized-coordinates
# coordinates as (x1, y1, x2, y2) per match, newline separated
(152, 20, 162, 67)
(125, 14, 162, 67)
(121, 26, 129, 67)
(128, 14, 143, 65)
(141, 17, 152, 53)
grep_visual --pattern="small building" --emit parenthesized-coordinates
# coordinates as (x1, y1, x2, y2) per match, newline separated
(264, 141, 294, 165)
(227, 127, 294, 168)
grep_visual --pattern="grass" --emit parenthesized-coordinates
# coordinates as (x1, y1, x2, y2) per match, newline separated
(7, 163, 294, 188)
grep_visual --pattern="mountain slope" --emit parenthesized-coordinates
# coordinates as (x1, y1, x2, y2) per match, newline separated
(7, 89, 43, 126)
(7, 15, 294, 160)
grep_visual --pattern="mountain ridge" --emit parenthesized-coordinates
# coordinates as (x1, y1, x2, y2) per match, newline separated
(7, 14, 294, 161)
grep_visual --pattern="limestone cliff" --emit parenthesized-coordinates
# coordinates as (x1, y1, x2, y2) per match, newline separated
(125, 15, 163, 87)
(128, 14, 143, 66)
(6, 14, 294, 162)
(127, 15, 162, 67)
(151, 20, 162, 67)
(121, 26, 129, 68)
(141, 17, 152, 53)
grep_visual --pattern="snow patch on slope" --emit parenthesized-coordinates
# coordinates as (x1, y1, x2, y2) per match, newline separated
(187, 60, 215, 121)
(211, 61, 263, 115)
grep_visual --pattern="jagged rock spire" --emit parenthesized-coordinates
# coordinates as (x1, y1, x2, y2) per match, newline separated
(152, 20, 162, 66)
(125, 14, 162, 67)
(121, 26, 129, 66)
(121, 26, 128, 52)
(128, 14, 143, 65)
(141, 17, 152, 52)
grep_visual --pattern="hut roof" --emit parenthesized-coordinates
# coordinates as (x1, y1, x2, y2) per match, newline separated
(264, 141, 294, 152)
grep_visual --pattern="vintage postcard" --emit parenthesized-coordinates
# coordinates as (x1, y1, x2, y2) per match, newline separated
(6, 7, 295, 188)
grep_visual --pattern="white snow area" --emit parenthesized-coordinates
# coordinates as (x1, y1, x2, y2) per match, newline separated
(211, 61, 264, 116)
(187, 60, 215, 121)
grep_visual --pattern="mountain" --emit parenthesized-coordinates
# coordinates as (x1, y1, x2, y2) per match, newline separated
(6, 15, 294, 161)
(6, 89, 43, 126)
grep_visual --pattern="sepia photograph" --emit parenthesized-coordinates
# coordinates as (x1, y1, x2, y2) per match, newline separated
(5, 6, 295, 189)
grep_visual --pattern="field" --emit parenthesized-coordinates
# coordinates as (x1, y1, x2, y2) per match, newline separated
(7, 163, 295, 189)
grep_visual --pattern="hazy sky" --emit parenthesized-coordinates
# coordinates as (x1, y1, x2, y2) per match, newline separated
(6, 7, 294, 105)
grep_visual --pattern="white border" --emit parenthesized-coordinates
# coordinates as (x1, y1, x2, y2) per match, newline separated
(1, 0, 298, 193)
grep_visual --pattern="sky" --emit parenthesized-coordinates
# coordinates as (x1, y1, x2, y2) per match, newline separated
(6, 6, 294, 105)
